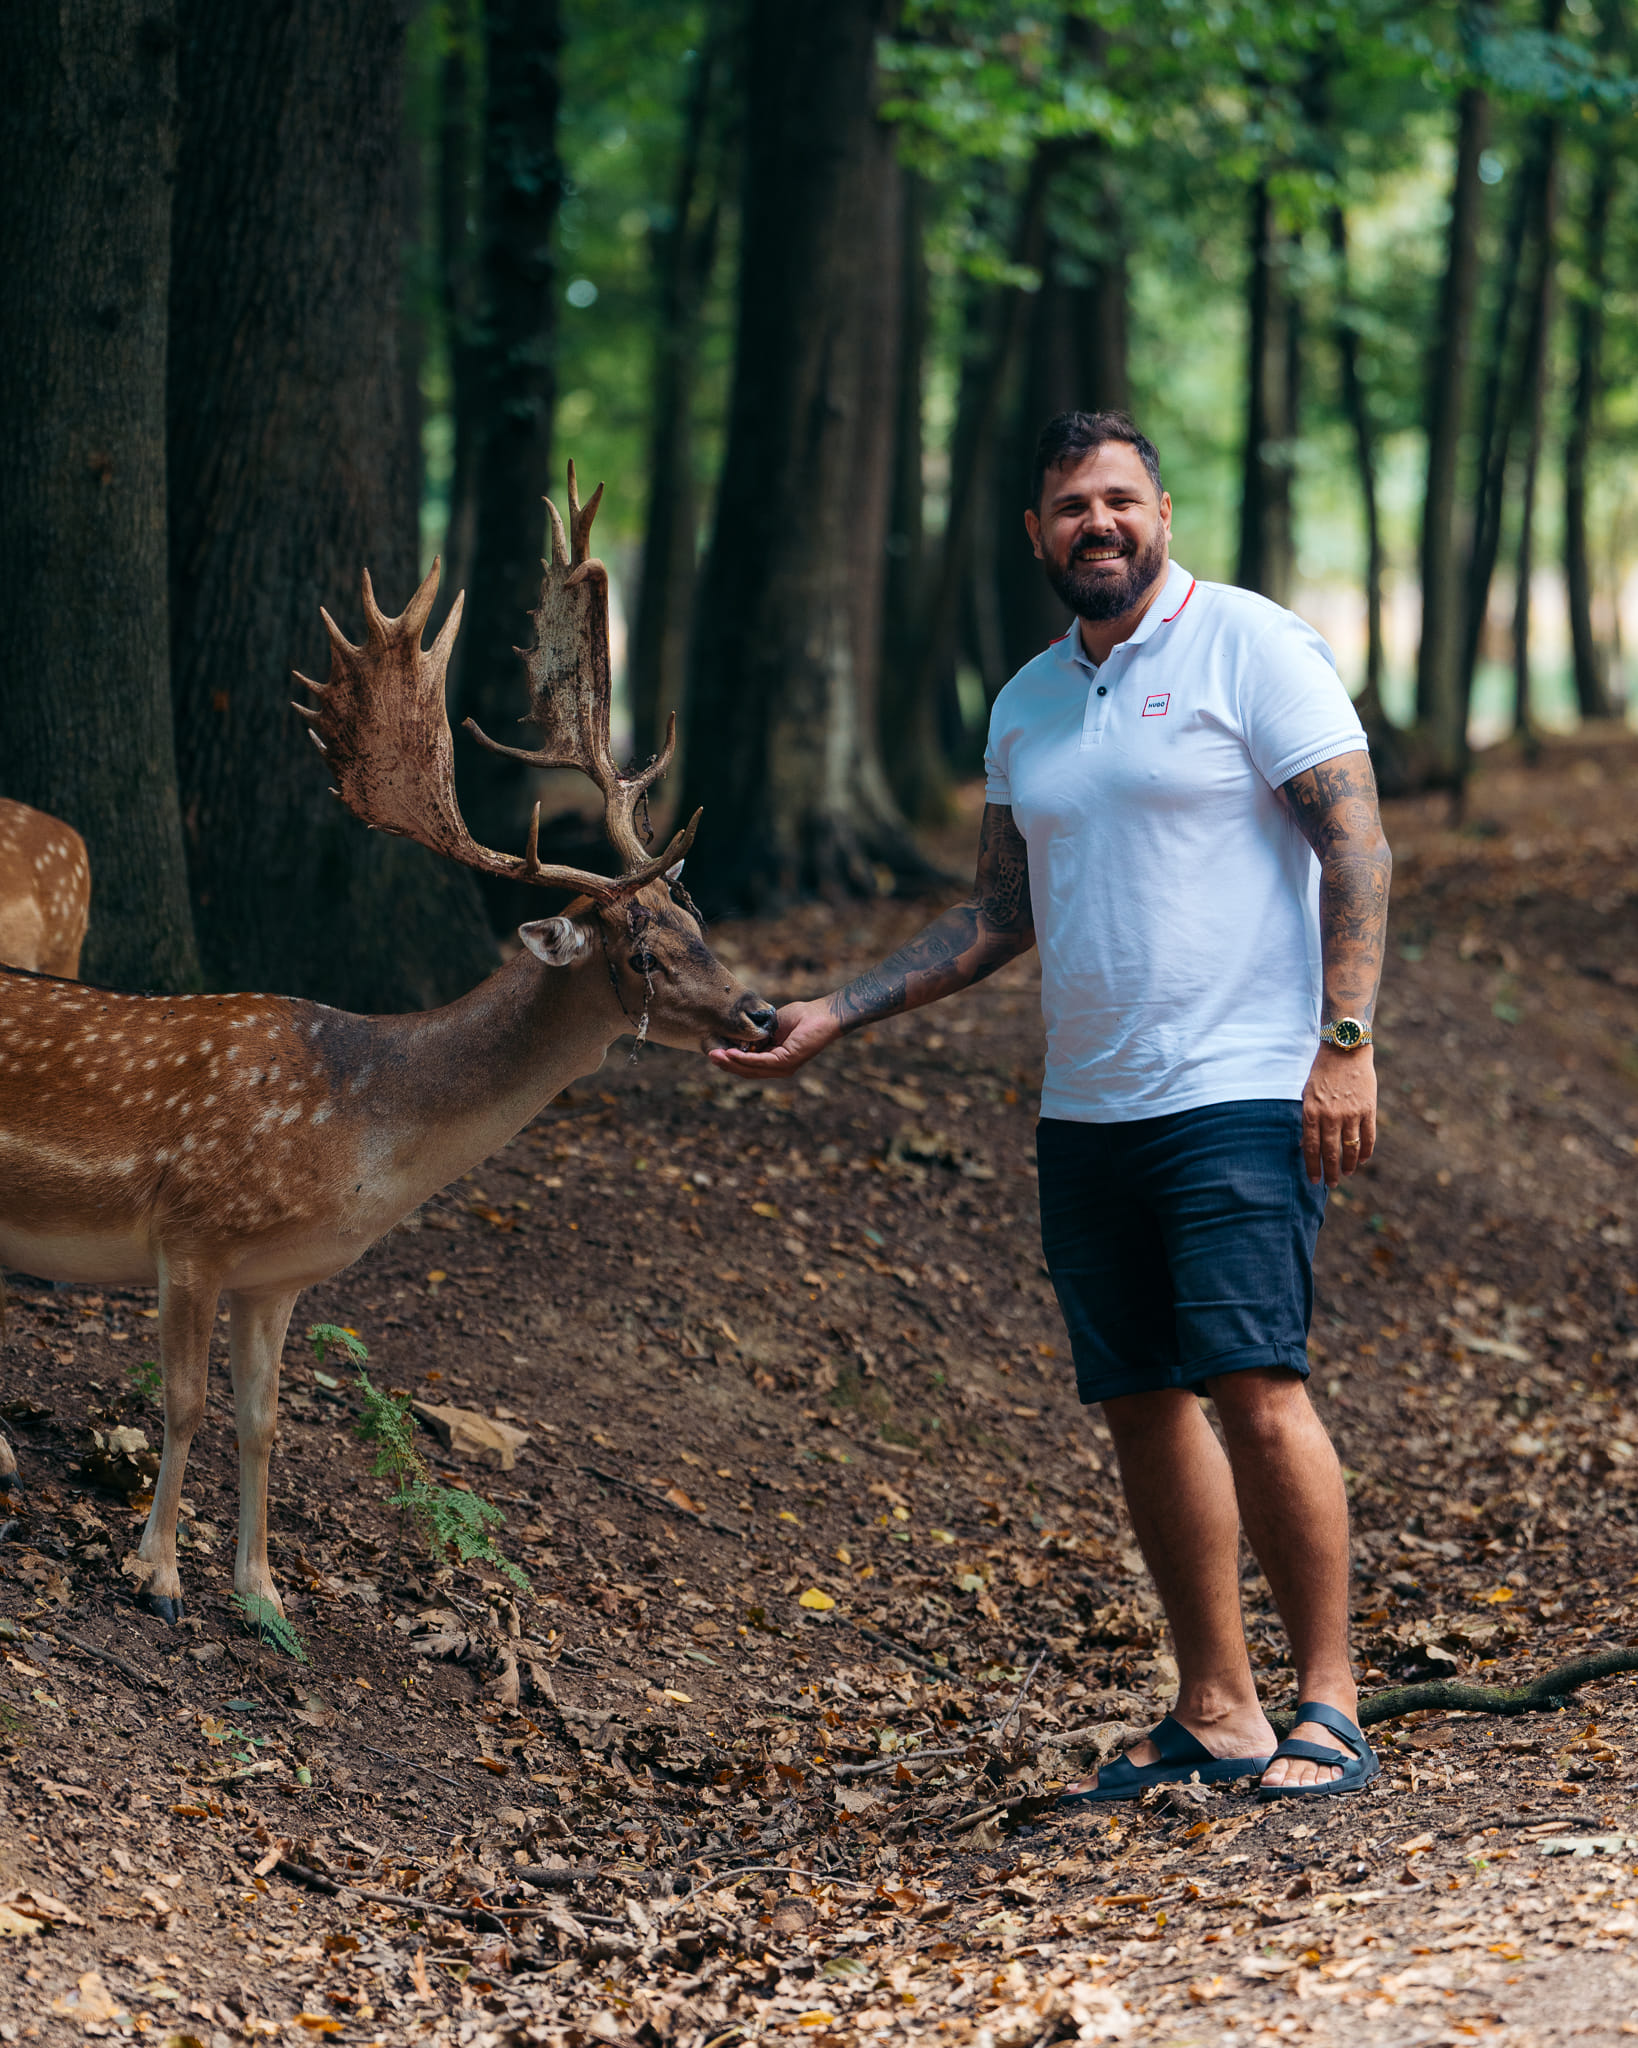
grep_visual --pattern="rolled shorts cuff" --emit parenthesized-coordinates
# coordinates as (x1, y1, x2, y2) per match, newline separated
(1072, 1341, 1311, 1407)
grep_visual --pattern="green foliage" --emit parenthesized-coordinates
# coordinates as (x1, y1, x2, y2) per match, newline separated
(308, 1322, 370, 1370)
(230, 1593, 310, 1665)
(354, 1367, 530, 1594)
(124, 1358, 162, 1405)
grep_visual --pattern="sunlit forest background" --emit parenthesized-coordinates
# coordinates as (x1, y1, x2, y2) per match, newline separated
(4, 0, 1637, 999)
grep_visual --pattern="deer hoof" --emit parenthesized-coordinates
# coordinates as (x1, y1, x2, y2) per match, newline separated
(140, 1590, 185, 1626)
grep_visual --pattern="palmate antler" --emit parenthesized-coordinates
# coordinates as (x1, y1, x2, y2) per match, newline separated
(293, 463, 697, 904)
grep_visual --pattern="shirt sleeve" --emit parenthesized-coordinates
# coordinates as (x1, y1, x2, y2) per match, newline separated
(983, 696, 1012, 805)
(1240, 611, 1368, 791)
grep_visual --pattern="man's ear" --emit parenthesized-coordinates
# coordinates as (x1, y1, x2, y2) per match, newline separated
(519, 916, 592, 967)
(664, 859, 685, 882)
(1024, 507, 1044, 561)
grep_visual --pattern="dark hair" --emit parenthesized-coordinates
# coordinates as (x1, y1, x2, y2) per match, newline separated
(1029, 410, 1164, 509)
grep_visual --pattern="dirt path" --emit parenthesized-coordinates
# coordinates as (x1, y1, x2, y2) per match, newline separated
(2, 735, 1637, 2045)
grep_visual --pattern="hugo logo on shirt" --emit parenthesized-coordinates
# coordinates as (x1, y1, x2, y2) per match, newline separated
(1141, 693, 1171, 718)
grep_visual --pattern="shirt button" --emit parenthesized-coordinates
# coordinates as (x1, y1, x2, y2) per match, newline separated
(1097, 685, 1107, 697)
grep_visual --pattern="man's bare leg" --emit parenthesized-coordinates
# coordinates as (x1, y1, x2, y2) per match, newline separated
(1208, 1368, 1356, 1790)
(1067, 1388, 1276, 1791)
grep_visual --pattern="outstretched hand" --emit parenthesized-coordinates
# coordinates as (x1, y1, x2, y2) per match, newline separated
(708, 997, 842, 1078)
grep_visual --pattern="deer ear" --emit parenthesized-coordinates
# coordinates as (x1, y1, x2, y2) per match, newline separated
(519, 917, 592, 967)
(664, 859, 685, 882)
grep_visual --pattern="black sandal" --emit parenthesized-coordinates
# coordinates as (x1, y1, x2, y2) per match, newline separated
(1257, 1701, 1379, 1799)
(1059, 1712, 1272, 1805)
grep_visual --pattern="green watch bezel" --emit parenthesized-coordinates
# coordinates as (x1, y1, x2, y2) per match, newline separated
(1323, 1017, 1370, 1051)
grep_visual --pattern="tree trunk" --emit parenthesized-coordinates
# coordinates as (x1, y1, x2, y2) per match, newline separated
(680, 0, 929, 911)
(879, 170, 932, 814)
(453, 0, 565, 880)
(1327, 205, 1398, 772)
(168, 0, 496, 1011)
(1510, 68, 1562, 749)
(0, 1, 199, 993)
(437, 0, 482, 618)
(1564, 123, 1617, 719)
(1237, 180, 1299, 605)
(1414, 81, 1490, 780)
(630, 21, 730, 765)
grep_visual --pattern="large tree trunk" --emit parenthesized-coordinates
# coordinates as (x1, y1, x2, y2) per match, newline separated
(1328, 204, 1401, 783)
(630, 21, 730, 765)
(1237, 180, 1299, 605)
(452, 0, 564, 881)
(878, 171, 933, 816)
(1564, 116, 1617, 719)
(168, 0, 496, 1011)
(1414, 82, 1490, 781)
(436, 0, 483, 617)
(997, 203, 1132, 680)
(680, 0, 928, 911)
(1509, 58, 1562, 749)
(0, 1, 199, 993)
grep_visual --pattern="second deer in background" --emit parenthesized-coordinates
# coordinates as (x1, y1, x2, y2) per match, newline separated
(0, 800, 90, 979)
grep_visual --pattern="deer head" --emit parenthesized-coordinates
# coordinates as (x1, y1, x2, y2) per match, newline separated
(294, 465, 775, 1051)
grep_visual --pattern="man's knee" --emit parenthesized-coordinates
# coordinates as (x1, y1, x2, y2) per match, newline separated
(1204, 1366, 1317, 1447)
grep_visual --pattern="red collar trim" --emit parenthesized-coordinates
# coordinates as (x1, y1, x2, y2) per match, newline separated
(1160, 577, 1197, 624)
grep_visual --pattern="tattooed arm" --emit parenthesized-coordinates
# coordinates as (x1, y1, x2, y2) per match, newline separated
(707, 804, 1036, 1077)
(1280, 749, 1393, 1186)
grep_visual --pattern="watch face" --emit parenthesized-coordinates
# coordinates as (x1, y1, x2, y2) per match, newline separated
(1331, 1018, 1365, 1050)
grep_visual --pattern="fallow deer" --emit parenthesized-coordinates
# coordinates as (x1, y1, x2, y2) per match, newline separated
(0, 800, 90, 978)
(0, 468, 774, 1620)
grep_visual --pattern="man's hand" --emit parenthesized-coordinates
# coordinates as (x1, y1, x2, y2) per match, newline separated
(708, 998, 840, 1078)
(1301, 1044, 1377, 1187)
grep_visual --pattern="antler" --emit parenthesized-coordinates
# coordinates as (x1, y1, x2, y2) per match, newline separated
(293, 559, 632, 904)
(463, 461, 700, 882)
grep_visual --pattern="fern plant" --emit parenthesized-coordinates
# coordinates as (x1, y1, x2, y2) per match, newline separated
(347, 1350, 530, 1594)
(231, 1591, 310, 1664)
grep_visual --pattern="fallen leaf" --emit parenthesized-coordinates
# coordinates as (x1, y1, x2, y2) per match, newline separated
(799, 1588, 836, 1611)
(411, 1400, 531, 1470)
(0, 1904, 39, 1939)
(664, 1485, 703, 1513)
(50, 1972, 123, 2021)
(409, 1949, 433, 1998)
(293, 2020, 344, 2035)
(751, 1201, 779, 1219)
(662, 1688, 692, 1704)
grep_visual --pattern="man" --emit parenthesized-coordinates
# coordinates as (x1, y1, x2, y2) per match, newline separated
(712, 411, 1391, 1799)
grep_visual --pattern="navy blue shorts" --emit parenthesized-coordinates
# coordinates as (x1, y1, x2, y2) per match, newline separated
(1037, 1101, 1326, 1406)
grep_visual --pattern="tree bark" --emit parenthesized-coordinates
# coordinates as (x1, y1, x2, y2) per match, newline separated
(630, 21, 730, 765)
(1564, 117, 1617, 719)
(0, 0, 199, 993)
(453, 0, 565, 878)
(1327, 204, 1404, 784)
(437, 0, 483, 619)
(878, 171, 932, 815)
(1509, 80, 1561, 750)
(1237, 179, 1299, 606)
(680, 0, 930, 911)
(168, 0, 496, 1010)
(1414, 80, 1490, 780)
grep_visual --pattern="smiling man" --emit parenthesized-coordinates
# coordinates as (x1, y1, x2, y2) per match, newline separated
(712, 410, 1392, 1800)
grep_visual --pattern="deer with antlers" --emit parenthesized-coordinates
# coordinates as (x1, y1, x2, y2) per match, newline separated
(0, 468, 774, 1620)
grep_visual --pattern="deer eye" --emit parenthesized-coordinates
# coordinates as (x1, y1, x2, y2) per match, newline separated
(630, 947, 657, 976)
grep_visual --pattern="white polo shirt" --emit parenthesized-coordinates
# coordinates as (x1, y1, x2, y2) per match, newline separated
(983, 559, 1367, 1123)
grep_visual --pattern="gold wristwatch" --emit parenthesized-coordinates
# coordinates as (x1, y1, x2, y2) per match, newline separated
(1320, 1017, 1372, 1051)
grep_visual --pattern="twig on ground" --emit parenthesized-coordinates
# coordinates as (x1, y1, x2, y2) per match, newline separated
(1269, 1651, 1638, 1734)
(57, 1632, 163, 1693)
(579, 1464, 744, 1540)
(854, 1625, 950, 1684)
(996, 1644, 1049, 1742)
(270, 1857, 620, 1930)
(363, 1743, 461, 1790)
(833, 1745, 969, 1780)
(514, 1864, 604, 1889)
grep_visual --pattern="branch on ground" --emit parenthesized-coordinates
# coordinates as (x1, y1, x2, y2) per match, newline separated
(1269, 1651, 1638, 1735)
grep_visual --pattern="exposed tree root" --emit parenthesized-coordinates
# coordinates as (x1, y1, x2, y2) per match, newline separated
(1271, 1651, 1638, 1735)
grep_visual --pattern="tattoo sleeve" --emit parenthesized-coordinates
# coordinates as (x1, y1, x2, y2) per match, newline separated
(827, 804, 1037, 1034)
(1280, 750, 1393, 1025)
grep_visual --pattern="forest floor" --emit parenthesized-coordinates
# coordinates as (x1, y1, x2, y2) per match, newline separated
(2, 732, 1638, 2048)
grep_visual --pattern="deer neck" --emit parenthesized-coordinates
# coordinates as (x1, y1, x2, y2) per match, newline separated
(363, 945, 625, 1206)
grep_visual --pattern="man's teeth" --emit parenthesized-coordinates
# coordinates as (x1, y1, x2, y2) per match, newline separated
(1077, 546, 1124, 562)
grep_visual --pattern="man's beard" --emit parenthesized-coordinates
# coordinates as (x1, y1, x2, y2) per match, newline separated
(1043, 526, 1168, 622)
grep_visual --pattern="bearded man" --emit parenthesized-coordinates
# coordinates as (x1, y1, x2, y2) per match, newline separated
(712, 410, 1392, 1799)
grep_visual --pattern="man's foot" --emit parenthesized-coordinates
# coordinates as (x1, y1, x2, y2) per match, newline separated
(1259, 1701, 1360, 1791)
(1064, 1706, 1276, 1799)
(1258, 1701, 1376, 1798)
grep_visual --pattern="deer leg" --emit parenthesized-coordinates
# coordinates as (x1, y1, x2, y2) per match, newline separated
(136, 1262, 220, 1624)
(226, 1288, 300, 1615)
